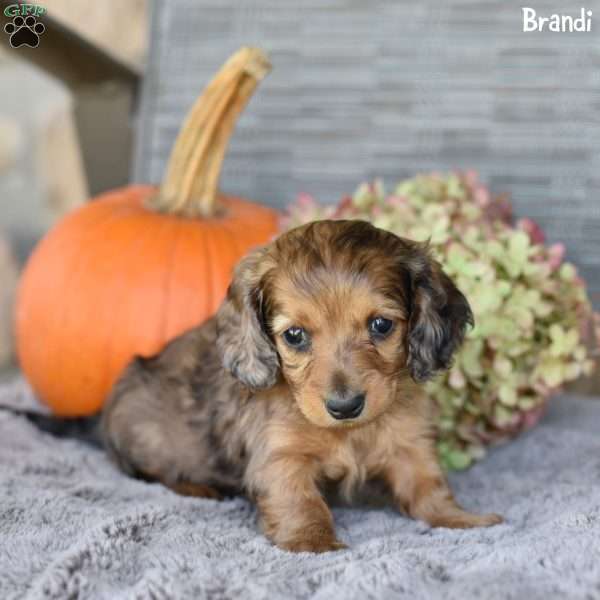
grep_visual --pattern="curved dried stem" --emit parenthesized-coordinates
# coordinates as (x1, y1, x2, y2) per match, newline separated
(148, 47, 271, 217)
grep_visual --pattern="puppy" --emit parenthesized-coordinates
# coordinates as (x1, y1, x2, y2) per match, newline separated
(102, 220, 502, 553)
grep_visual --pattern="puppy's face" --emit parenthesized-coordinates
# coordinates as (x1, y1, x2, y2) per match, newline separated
(217, 220, 473, 429)
(269, 270, 408, 427)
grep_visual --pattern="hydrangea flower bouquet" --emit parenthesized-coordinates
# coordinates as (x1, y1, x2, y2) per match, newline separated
(283, 172, 599, 469)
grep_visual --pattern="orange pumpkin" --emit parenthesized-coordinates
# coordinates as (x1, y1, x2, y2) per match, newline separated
(16, 48, 279, 416)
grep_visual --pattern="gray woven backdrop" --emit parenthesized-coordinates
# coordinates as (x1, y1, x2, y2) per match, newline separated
(134, 0, 600, 307)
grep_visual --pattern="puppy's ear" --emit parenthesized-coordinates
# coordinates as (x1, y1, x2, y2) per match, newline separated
(405, 246, 473, 382)
(216, 248, 279, 389)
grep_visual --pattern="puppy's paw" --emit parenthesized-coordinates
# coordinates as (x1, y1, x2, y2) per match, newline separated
(275, 521, 347, 553)
(427, 510, 503, 529)
(279, 537, 347, 554)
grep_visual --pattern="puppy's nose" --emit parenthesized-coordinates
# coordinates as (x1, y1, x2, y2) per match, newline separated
(325, 392, 365, 420)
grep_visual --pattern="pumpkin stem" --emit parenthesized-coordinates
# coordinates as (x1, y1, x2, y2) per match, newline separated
(150, 47, 271, 218)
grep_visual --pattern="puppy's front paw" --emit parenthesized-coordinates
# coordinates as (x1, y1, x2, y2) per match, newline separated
(274, 521, 347, 553)
(279, 537, 347, 554)
(427, 510, 503, 529)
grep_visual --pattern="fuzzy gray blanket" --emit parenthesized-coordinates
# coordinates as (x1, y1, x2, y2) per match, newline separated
(1, 379, 599, 600)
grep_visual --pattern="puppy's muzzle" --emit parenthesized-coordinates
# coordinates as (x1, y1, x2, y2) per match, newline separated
(325, 391, 365, 420)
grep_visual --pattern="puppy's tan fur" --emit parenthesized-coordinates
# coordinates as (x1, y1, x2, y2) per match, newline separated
(102, 220, 502, 553)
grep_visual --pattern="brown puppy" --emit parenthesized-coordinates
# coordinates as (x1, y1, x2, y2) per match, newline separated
(102, 220, 502, 553)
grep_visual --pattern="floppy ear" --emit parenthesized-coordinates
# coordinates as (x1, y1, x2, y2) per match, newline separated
(405, 248, 474, 382)
(216, 248, 280, 389)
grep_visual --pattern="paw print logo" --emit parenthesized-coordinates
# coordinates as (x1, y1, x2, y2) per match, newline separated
(4, 15, 45, 48)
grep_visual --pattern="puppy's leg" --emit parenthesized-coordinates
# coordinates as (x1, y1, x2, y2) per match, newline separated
(102, 360, 224, 500)
(163, 481, 223, 500)
(104, 403, 223, 500)
(253, 459, 346, 553)
(385, 443, 502, 529)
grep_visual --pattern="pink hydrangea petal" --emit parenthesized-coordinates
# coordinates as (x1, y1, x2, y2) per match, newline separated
(296, 192, 317, 208)
(387, 195, 407, 207)
(548, 242, 565, 258)
(547, 243, 566, 270)
(518, 217, 546, 244)
(462, 170, 480, 188)
(474, 185, 490, 207)
(331, 196, 354, 217)
(520, 405, 546, 431)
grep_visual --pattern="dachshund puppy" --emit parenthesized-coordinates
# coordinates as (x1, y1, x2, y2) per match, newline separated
(102, 220, 502, 553)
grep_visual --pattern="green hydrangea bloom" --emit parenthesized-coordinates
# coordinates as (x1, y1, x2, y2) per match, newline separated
(284, 172, 599, 469)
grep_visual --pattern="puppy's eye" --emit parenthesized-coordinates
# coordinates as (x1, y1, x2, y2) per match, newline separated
(369, 316, 393, 339)
(283, 327, 309, 349)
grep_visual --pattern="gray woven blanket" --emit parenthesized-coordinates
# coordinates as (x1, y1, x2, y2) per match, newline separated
(1, 379, 599, 599)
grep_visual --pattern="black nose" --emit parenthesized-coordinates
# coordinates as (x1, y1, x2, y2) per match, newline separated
(325, 392, 365, 420)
